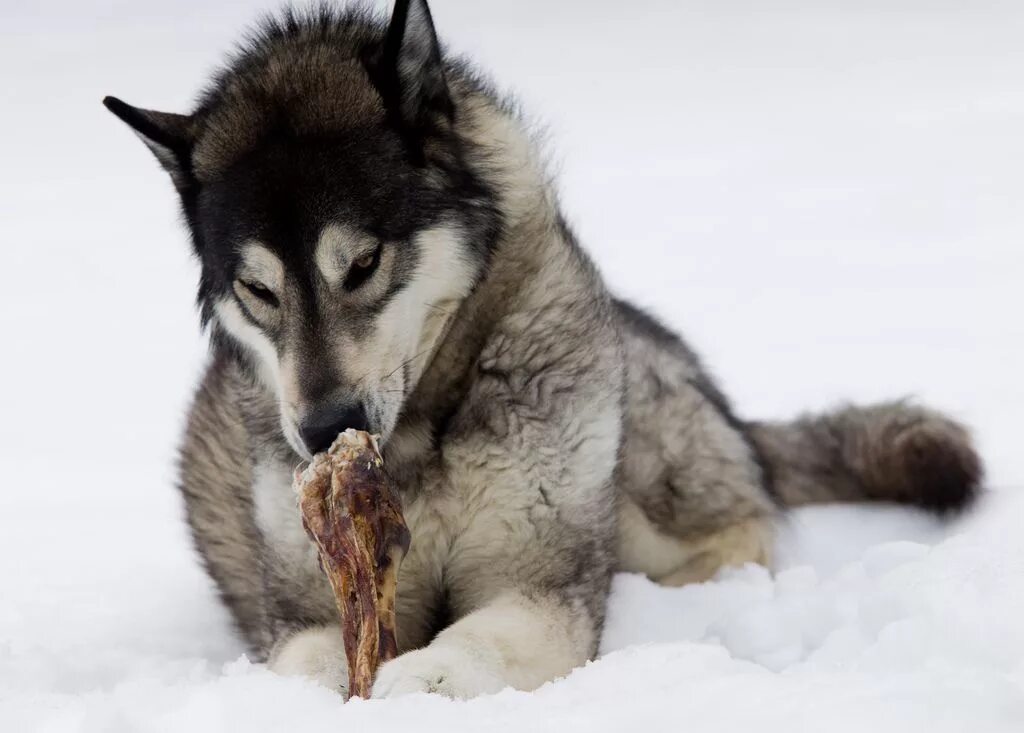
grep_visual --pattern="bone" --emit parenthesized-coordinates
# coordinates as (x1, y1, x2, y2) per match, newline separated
(293, 429, 410, 700)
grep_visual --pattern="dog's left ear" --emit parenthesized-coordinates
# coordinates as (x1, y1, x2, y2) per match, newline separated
(103, 96, 196, 191)
(371, 0, 453, 130)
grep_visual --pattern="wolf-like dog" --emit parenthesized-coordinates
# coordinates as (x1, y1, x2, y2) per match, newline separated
(105, 0, 981, 699)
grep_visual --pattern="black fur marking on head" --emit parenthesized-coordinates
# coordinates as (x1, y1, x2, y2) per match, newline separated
(183, 5, 501, 310)
(105, 2, 507, 398)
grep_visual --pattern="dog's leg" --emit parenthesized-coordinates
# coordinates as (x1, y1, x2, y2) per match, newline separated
(179, 358, 273, 653)
(618, 499, 774, 585)
(372, 592, 592, 699)
(267, 626, 349, 695)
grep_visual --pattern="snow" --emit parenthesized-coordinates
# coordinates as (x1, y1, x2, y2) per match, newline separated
(1, 1, 1022, 731)
(4, 485, 1024, 732)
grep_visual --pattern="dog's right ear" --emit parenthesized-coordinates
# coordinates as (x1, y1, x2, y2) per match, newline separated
(103, 96, 196, 191)
(369, 0, 453, 134)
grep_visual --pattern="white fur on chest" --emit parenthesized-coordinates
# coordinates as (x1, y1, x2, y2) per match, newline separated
(251, 459, 320, 574)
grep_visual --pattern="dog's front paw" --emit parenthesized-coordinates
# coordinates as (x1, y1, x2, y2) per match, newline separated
(371, 644, 507, 699)
(268, 626, 348, 695)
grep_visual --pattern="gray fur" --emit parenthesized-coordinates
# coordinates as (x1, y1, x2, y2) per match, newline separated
(615, 299, 777, 538)
(110, 2, 982, 699)
(749, 401, 982, 513)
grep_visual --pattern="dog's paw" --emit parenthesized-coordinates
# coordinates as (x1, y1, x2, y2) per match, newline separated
(371, 644, 507, 699)
(267, 626, 348, 695)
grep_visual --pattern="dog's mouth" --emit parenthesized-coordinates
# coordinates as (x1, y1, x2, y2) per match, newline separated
(281, 405, 395, 461)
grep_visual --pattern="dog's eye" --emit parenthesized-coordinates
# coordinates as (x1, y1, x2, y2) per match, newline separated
(238, 279, 279, 308)
(343, 245, 382, 291)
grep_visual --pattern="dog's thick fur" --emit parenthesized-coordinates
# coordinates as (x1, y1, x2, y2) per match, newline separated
(105, 1, 982, 699)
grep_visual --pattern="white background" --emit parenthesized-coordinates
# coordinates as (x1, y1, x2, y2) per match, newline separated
(1, 1, 1022, 730)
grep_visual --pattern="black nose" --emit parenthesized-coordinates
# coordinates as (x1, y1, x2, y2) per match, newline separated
(298, 401, 369, 455)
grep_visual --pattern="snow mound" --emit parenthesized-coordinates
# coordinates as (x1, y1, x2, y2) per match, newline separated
(3, 474, 1022, 732)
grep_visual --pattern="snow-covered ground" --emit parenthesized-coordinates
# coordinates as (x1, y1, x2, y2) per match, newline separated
(1, 1, 1022, 730)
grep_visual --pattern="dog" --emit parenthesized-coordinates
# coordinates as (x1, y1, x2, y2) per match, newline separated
(104, 0, 982, 699)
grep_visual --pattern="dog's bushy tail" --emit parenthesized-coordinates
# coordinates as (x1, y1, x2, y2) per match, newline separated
(749, 401, 982, 514)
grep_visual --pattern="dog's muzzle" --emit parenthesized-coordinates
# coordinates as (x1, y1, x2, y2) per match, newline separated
(298, 401, 370, 454)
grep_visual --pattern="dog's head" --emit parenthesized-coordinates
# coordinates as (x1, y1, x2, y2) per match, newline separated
(105, 1, 500, 458)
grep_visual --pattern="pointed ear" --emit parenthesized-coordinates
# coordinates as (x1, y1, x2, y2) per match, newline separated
(103, 96, 196, 190)
(372, 0, 453, 130)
